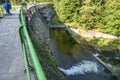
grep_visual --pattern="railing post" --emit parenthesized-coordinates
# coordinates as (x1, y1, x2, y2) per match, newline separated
(21, 2, 27, 15)
(20, 2, 28, 25)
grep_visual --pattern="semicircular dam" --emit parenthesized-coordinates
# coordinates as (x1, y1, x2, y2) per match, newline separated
(26, 4, 117, 80)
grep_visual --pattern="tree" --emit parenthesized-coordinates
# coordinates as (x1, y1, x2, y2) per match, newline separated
(53, 0, 81, 22)
(53, 0, 120, 36)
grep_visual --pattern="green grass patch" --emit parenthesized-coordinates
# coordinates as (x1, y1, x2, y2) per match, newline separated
(84, 37, 120, 56)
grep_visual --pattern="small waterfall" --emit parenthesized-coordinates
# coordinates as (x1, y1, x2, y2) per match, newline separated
(58, 60, 99, 75)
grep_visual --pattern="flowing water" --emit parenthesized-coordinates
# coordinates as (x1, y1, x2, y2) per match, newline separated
(58, 60, 99, 75)
(50, 29, 115, 80)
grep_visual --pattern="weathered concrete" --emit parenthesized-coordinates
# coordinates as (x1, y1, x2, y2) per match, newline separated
(0, 11, 26, 80)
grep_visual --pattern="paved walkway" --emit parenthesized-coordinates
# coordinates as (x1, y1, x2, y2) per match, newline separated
(0, 11, 26, 80)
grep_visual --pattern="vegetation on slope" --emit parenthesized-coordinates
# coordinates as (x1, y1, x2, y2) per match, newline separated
(53, 0, 120, 36)
(84, 37, 120, 56)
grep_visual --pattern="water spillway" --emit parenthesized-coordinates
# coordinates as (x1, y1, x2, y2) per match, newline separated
(26, 4, 117, 80)
(50, 29, 113, 80)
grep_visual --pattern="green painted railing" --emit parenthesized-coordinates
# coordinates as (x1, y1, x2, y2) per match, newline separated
(19, 9, 47, 80)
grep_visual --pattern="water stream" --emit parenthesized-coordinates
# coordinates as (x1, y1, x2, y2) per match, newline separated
(50, 29, 115, 80)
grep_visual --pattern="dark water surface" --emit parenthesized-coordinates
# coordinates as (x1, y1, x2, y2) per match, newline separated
(50, 29, 115, 80)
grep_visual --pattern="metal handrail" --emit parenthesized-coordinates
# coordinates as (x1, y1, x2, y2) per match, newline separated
(19, 26, 31, 80)
(19, 9, 47, 80)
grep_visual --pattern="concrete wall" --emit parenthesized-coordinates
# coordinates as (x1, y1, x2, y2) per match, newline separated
(27, 5, 66, 80)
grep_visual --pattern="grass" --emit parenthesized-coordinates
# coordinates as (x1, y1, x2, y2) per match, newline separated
(84, 37, 120, 56)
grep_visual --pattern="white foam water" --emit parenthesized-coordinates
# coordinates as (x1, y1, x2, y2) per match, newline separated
(58, 60, 99, 75)
(93, 53, 99, 57)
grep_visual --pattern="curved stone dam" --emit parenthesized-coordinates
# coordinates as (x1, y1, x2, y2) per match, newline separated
(26, 4, 118, 80)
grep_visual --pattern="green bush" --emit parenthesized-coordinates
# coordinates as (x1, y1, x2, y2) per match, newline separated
(53, 0, 81, 22)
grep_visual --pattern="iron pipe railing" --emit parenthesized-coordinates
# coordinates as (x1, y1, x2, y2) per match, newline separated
(19, 9, 47, 80)
(19, 26, 31, 80)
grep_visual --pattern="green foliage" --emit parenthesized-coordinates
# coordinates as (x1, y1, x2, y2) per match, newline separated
(53, 0, 120, 36)
(0, 5, 3, 16)
(53, 0, 81, 22)
(37, 0, 52, 2)
(70, 23, 79, 29)
(97, 0, 120, 36)
(86, 37, 120, 56)
(50, 17, 62, 24)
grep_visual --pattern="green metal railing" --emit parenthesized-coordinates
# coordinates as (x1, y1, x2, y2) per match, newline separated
(19, 9, 47, 80)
